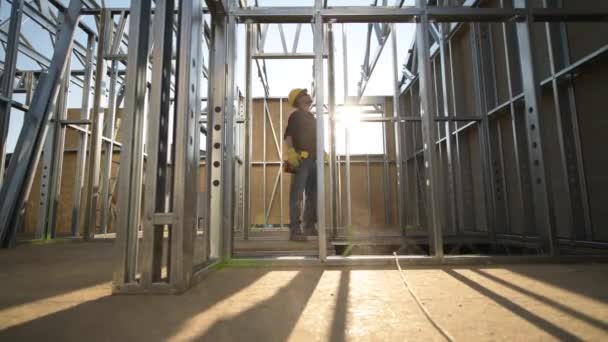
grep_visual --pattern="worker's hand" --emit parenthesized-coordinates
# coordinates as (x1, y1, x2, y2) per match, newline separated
(287, 147, 301, 169)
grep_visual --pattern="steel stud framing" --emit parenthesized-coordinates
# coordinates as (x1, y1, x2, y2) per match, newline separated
(0, 0, 607, 293)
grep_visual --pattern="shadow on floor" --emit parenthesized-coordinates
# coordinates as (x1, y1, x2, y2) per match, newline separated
(329, 269, 349, 342)
(0, 267, 273, 341)
(505, 264, 608, 304)
(195, 269, 323, 341)
(471, 268, 608, 332)
(0, 242, 115, 310)
(444, 269, 584, 341)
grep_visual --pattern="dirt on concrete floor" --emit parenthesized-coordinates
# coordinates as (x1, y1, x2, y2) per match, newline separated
(0, 242, 607, 341)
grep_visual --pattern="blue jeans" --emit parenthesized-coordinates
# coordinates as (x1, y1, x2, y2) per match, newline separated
(289, 158, 317, 232)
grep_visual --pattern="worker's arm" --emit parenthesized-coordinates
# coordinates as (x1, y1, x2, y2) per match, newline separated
(284, 136, 293, 152)
(284, 114, 300, 168)
(285, 136, 300, 167)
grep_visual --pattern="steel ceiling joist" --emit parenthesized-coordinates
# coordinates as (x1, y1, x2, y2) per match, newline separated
(8, 0, 90, 59)
(232, 6, 608, 24)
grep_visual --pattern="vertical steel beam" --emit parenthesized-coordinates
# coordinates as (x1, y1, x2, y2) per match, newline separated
(83, 9, 111, 239)
(436, 23, 458, 233)
(500, 0, 530, 236)
(327, 23, 337, 236)
(391, 23, 406, 233)
(37, 104, 57, 239)
(338, 22, 348, 230)
(544, 0, 591, 241)
(470, 23, 494, 237)
(416, 0, 443, 257)
(344, 126, 352, 227)
(46, 54, 71, 238)
(71, 34, 95, 237)
(314, 0, 327, 260)
(342, 24, 348, 103)
(381, 119, 391, 224)
(262, 96, 267, 224)
(114, 0, 151, 287)
(0, 0, 23, 186)
(99, 60, 120, 234)
(0, 0, 82, 246)
(140, 0, 175, 287)
(221, 11, 237, 259)
(243, 22, 253, 240)
(366, 154, 372, 225)
(207, 12, 227, 259)
(171, 0, 203, 288)
(279, 97, 284, 229)
(409, 91, 420, 227)
(514, 0, 556, 255)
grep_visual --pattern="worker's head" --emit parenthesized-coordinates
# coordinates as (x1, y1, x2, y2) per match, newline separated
(288, 88, 312, 111)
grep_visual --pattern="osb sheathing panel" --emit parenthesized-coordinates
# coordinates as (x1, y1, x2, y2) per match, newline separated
(489, 21, 510, 106)
(437, 140, 456, 235)
(250, 99, 291, 225)
(345, 163, 370, 225)
(467, 126, 488, 232)
(532, 22, 551, 81)
(336, 162, 398, 227)
(497, 111, 526, 236)
(565, 1, 608, 64)
(252, 99, 288, 162)
(22, 152, 122, 236)
(539, 86, 571, 238)
(250, 165, 327, 226)
(23, 163, 42, 237)
(454, 125, 486, 231)
(456, 125, 488, 232)
(22, 107, 126, 236)
(451, 24, 477, 117)
(573, 62, 608, 241)
(404, 159, 418, 225)
(24, 156, 206, 236)
(249, 98, 398, 227)
(22, 96, 399, 234)
(65, 109, 83, 150)
(383, 98, 397, 160)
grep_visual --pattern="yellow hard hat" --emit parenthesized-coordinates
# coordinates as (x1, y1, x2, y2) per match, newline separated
(288, 88, 307, 107)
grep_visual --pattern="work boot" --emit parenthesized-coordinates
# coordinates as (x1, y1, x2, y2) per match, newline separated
(289, 227, 306, 241)
(303, 226, 318, 236)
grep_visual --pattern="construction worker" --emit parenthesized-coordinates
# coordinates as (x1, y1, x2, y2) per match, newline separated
(284, 88, 318, 241)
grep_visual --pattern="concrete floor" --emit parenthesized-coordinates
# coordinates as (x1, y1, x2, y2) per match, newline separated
(0, 242, 607, 341)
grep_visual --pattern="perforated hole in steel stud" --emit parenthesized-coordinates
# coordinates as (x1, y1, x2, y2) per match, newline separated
(213, 180, 220, 187)
(215, 106, 221, 113)
(214, 142, 220, 149)
(214, 124, 221, 131)
(213, 161, 220, 168)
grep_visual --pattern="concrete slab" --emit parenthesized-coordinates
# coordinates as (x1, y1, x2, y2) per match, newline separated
(0, 242, 607, 341)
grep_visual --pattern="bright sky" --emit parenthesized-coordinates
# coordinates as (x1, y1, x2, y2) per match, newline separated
(1, 0, 416, 153)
